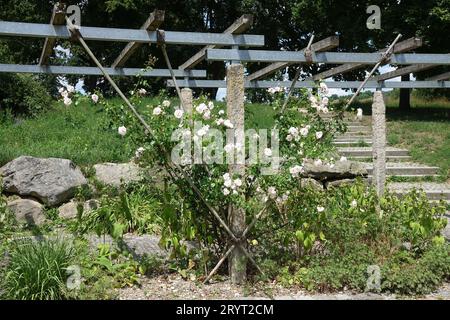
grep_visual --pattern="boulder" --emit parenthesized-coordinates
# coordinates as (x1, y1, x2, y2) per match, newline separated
(7, 198, 46, 226)
(93, 162, 143, 187)
(58, 199, 99, 219)
(300, 178, 324, 191)
(303, 159, 367, 181)
(1, 156, 87, 207)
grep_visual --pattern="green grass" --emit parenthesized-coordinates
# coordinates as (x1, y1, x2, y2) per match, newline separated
(0, 98, 277, 167)
(0, 101, 131, 166)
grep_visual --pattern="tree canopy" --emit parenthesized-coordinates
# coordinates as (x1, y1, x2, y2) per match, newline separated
(0, 0, 449, 97)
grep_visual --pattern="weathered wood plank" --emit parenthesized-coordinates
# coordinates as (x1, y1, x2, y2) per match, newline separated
(426, 71, 450, 81)
(310, 37, 423, 80)
(178, 14, 253, 70)
(246, 36, 339, 81)
(373, 64, 435, 81)
(39, 3, 66, 66)
(111, 10, 165, 68)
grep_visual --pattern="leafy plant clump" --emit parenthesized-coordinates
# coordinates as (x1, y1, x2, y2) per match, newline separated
(261, 181, 449, 295)
(1, 238, 77, 300)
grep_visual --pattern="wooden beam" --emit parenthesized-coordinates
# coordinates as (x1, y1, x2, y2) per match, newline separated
(39, 3, 66, 66)
(178, 14, 253, 70)
(246, 36, 339, 81)
(111, 9, 164, 68)
(310, 37, 423, 80)
(373, 64, 435, 81)
(426, 71, 450, 81)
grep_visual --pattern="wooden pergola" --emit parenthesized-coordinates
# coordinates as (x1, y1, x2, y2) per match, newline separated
(0, 4, 449, 285)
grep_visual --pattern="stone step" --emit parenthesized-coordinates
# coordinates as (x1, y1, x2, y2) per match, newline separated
(349, 155, 412, 162)
(347, 125, 371, 132)
(334, 138, 373, 143)
(387, 182, 450, 201)
(333, 141, 372, 146)
(336, 135, 372, 140)
(363, 162, 440, 176)
(339, 131, 373, 136)
(338, 147, 409, 157)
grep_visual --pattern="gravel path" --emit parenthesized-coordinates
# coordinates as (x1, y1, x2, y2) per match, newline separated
(117, 275, 450, 300)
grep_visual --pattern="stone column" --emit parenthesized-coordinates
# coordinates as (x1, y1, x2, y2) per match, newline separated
(372, 90, 386, 197)
(226, 63, 246, 284)
(180, 87, 193, 116)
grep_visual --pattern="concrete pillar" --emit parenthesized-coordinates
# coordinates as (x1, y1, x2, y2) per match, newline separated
(372, 90, 386, 197)
(226, 63, 246, 284)
(180, 87, 193, 116)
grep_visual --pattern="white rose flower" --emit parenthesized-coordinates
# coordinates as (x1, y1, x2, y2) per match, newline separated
(208, 101, 214, 109)
(223, 188, 230, 196)
(322, 97, 329, 106)
(316, 131, 323, 139)
(215, 118, 224, 125)
(300, 127, 309, 136)
(317, 206, 325, 213)
(135, 147, 145, 158)
(223, 173, 231, 181)
(153, 106, 162, 116)
(162, 100, 171, 107)
(138, 88, 147, 96)
(63, 97, 72, 106)
(58, 87, 65, 94)
(267, 186, 277, 199)
(233, 178, 242, 187)
(351, 199, 357, 208)
(288, 127, 299, 137)
(286, 134, 293, 142)
(91, 94, 99, 103)
(174, 109, 184, 119)
(289, 165, 304, 178)
(196, 103, 208, 114)
(224, 179, 232, 188)
(218, 110, 225, 115)
(203, 109, 211, 120)
(67, 85, 75, 93)
(223, 119, 234, 128)
(319, 82, 328, 95)
(118, 126, 127, 137)
(309, 96, 318, 104)
(61, 90, 69, 98)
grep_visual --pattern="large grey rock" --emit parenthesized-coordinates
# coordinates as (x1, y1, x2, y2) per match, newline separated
(7, 198, 46, 226)
(303, 159, 368, 181)
(93, 162, 143, 187)
(58, 199, 99, 219)
(1, 156, 88, 206)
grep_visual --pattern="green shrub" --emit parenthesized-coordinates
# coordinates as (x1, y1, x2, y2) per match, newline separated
(259, 181, 449, 295)
(0, 73, 53, 117)
(1, 238, 76, 300)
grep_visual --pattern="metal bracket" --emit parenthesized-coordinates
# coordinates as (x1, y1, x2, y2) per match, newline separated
(156, 29, 165, 46)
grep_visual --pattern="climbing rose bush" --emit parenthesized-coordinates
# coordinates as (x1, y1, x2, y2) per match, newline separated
(99, 82, 345, 261)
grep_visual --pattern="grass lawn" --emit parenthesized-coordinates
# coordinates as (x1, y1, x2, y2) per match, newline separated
(0, 98, 276, 167)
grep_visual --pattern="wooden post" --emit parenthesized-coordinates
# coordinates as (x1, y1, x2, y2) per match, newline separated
(226, 63, 246, 284)
(372, 90, 386, 197)
(180, 88, 193, 116)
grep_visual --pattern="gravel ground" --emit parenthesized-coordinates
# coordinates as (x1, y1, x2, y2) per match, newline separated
(117, 275, 450, 300)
